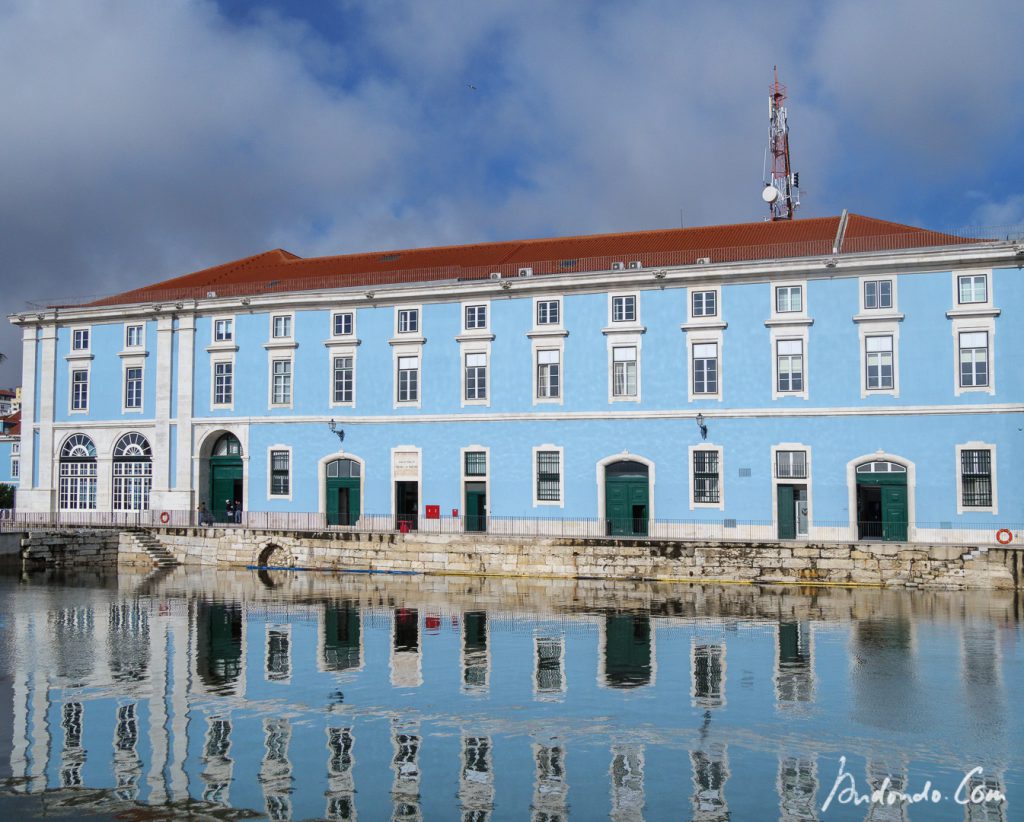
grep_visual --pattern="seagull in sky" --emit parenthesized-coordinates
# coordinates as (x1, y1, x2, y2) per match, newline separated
(467, 83, 477, 91)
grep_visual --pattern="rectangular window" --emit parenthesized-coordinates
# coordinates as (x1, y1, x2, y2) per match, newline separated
(464, 305, 487, 330)
(270, 450, 290, 496)
(692, 342, 718, 394)
(537, 300, 560, 325)
(397, 355, 419, 402)
(332, 312, 353, 336)
(465, 353, 487, 400)
(537, 451, 561, 502)
(271, 360, 292, 404)
(864, 280, 893, 310)
(214, 318, 233, 342)
(693, 450, 720, 504)
(72, 329, 89, 350)
(692, 290, 717, 317)
(464, 451, 486, 476)
(214, 361, 233, 405)
(71, 369, 89, 410)
(398, 309, 419, 333)
(612, 346, 637, 397)
(124, 367, 143, 409)
(537, 349, 560, 398)
(612, 295, 636, 323)
(776, 285, 802, 313)
(776, 339, 804, 393)
(10, 457, 18, 479)
(272, 315, 292, 338)
(865, 335, 894, 390)
(959, 332, 989, 387)
(961, 449, 992, 507)
(333, 356, 353, 404)
(958, 274, 987, 304)
(775, 450, 807, 479)
(125, 324, 144, 348)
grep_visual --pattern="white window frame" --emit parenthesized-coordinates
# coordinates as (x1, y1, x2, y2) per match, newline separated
(532, 445, 564, 508)
(395, 352, 421, 407)
(331, 352, 356, 408)
(690, 288, 719, 319)
(463, 304, 488, 332)
(331, 311, 355, 338)
(951, 318, 995, 396)
(271, 313, 294, 340)
(211, 358, 235, 409)
(124, 323, 144, 349)
(610, 344, 639, 401)
(609, 293, 639, 325)
(396, 306, 421, 335)
(460, 444, 490, 524)
(774, 284, 804, 314)
(688, 443, 724, 511)
(463, 351, 488, 403)
(71, 327, 91, 352)
(267, 445, 293, 501)
(213, 316, 235, 344)
(956, 272, 989, 306)
(534, 346, 563, 404)
(536, 298, 561, 327)
(770, 329, 809, 400)
(460, 345, 490, 407)
(69, 365, 90, 414)
(861, 278, 895, 312)
(10, 454, 18, 479)
(122, 362, 145, 413)
(269, 356, 294, 408)
(955, 442, 997, 515)
(771, 443, 813, 540)
(687, 332, 722, 403)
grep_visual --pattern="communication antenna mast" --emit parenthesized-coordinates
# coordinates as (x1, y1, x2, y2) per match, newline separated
(761, 67, 800, 220)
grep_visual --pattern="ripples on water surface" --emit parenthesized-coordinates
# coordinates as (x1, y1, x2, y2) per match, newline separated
(0, 568, 1020, 821)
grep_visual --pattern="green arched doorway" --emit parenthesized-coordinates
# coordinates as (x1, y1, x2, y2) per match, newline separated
(208, 433, 243, 523)
(326, 458, 361, 526)
(855, 460, 908, 541)
(604, 459, 650, 536)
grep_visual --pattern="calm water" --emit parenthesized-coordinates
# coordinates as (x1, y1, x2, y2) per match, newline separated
(0, 569, 1020, 821)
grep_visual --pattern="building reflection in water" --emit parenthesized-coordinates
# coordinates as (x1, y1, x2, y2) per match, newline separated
(690, 737, 729, 822)
(462, 612, 489, 694)
(534, 635, 566, 700)
(59, 701, 85, 788)
(201, 716, 233, 807)
(691, 642, 725, 708)
(776, 622, 814, 707)
(391, 719, 422, 821)
(777, 755, 817, 822)
(109, 601, 150, 684)
(112, 702, 142, 801)
(864, 757, 909, 822)
(196, 601, 244, 696)
(609, 744, 645, 822)
(322, 602, 362, 673)
(851, 617, 921, 732)
(266, 625, 292, 683)
(601, 614, 653, 689)
(531, 742, 568, 822)
(459, 734, 494, 820)
(391, 608, 422, 688)
(260, 717, 294, 821)
(326, 727, 356, 821)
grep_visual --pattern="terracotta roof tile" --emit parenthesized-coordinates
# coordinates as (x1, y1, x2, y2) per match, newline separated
(85, 213, 984, 307)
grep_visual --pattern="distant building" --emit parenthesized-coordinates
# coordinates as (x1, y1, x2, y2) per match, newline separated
(0, 387, 16, 416)
(6, 213, 1021, 541)
(0, 410, 20, 495)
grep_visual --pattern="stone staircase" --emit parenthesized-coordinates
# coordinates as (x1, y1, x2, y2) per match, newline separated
(961, 545, 990, 562)
(128, 530, 180, 569)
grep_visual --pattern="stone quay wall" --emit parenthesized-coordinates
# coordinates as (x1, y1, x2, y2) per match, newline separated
(149, 527, 1023, 590)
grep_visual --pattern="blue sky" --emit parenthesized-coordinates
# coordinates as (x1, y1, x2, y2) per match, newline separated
(1, 0, 1023, 383)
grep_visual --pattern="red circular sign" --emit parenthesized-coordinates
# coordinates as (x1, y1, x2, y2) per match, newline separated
(159, 511, 170, 524)
(995, 528, 1013, 545)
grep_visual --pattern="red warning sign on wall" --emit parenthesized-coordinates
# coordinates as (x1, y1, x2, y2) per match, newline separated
(425, 505, 440, 519)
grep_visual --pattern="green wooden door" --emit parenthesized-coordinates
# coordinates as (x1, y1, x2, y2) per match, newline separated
(777, 484, 796, 540)
(882, 485, 908, 542)
(209, 457, 242, 522)
(465, 482, 487, 533)
(605, 476, 649, 536)
(327, 477, 361, 526)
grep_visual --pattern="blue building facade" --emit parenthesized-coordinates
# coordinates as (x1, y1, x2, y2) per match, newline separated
(8, 213, 1022, 542)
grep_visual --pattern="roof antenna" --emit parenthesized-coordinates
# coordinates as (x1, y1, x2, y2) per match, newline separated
(761, 67, 800, 221)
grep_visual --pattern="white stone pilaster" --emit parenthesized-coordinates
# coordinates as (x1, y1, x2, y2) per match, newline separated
(174, 316, 196, 504)
(17, 325, 36, 497)
(36, 326, 58, 501)
(151, 315, 174, 498)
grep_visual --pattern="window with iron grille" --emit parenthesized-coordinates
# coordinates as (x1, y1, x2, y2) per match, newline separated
(124, 367, 143, 409)
(214, 361, 233, 405)
(693, 450, 720, 503)
(775, 450, 807, 479)
(464, 451, 486, 476)
(692, 342, 718, 394)
(961, 449, 992, 507)
(271, 450, 290, 496)
(612, 295, 636, 322)
(465, 353, 487, 400)
(537, 299, 560, 325)
(71, 369, 89, 410)
(692, 290, 717, 317)
(333, 356, 354, 404)
(271, 360, 292, 405)
(332, 312, 353, 336)
(464, 304, 487, 330)
(537, 451, 560, 501)
(864, 280, 893, 309)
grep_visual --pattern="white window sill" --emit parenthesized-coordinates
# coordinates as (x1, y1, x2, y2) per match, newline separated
(853, 312, 904, 323)
(323, 338, 361, 348)
(946, 307, 1000, 319)
(64, 351, 94, 361)
(263, 340, 298, 350)
(206, 343, 239, 353)
(118, 349, 150, 358)
(602, 325, 646, 335)
(680, 320, 728, 331)
(456, 332, 495, 343)
(389, 336, 426, 346)
(764, 317, 814, 327)
(527, 327, 568, 338)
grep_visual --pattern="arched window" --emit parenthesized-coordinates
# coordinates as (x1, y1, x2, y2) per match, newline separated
(212, 433, 242, 457)
(113, 433, 152, 511)
(59, 434, 97, 510)
(856, 461, 906, 474)
(326, 458, 361, 478)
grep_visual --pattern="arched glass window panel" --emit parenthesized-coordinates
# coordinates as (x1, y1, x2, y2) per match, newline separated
(326, 459, 361, 479)
(605, 460, 649, 478)
(856, 461, 906, 474)
(212, 433, 242, 457)
(61, 434, 96, 459)
(113, 432, 152, 459)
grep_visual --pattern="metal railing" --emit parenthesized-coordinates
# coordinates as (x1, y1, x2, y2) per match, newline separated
(1, 509, 1020, 547)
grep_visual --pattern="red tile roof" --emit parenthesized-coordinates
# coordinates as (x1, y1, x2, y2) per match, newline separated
(1, 411, 19, 437)
(85, 214, 982, 308)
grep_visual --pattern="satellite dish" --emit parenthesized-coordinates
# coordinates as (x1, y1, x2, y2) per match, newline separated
(762, 185, 780, 204)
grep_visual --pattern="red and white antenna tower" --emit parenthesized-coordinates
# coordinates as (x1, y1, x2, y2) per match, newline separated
(761, 67, 800, 220)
